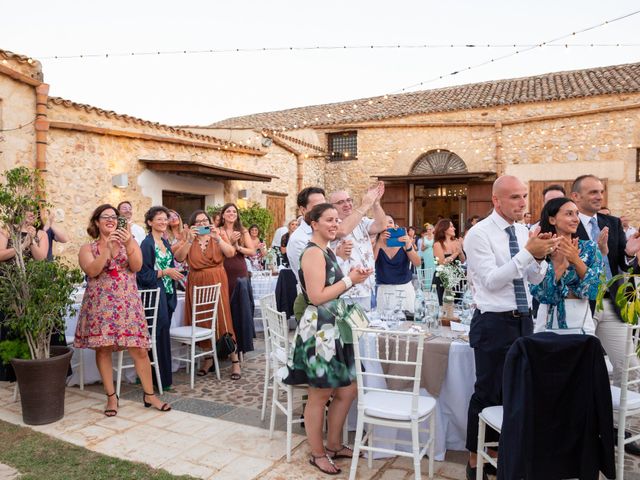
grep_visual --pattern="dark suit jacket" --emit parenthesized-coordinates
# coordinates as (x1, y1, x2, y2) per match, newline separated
(498, 333, 615, 480)
(576, 213, 638, 319)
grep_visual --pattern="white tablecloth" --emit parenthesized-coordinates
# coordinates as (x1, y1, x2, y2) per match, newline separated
(347, 331, 475, 461)
(251, 273, 278, 332)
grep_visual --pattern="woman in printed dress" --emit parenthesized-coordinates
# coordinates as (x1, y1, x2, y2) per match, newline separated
(283, 203, 372, 475)
(75, 204, 170, 416)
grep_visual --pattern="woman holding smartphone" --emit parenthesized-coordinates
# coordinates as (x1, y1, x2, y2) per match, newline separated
(174, 209, 241, 379)
(75, 204, 170, 416)
(373, 215, 422, 313)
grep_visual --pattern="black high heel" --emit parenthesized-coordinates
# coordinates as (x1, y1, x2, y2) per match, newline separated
(143, 391, 171, 411)
(230, 360, 241, 381)
(104, 392, 119, 417)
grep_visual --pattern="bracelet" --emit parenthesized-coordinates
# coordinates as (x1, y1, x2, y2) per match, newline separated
(405, 247, 413, 252)
(342, 277, 353, 290)
(534, 256, 546, 261)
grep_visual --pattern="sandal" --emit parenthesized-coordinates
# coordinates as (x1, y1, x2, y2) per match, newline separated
(230, 360, 241, 381)
(309, 453, 341, 475)
(197, 357, 214, 376)
(104, 391, 119, 417)
(326, 444, 362, 460)
(142, 391, 171, 412)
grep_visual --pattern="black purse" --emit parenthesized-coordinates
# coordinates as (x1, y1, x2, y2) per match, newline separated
(216, 299, 237, 358)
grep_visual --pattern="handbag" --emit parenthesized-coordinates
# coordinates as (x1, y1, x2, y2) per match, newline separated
(216, 299, 237, 358)
(336, 301, 370, 344)
(542, 298, 594, 335)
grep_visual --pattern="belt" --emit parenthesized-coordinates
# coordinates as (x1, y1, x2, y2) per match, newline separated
(483, 309, 532, 318)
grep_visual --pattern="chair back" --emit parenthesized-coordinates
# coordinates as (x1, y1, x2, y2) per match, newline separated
(139, 288, 161, 338)
(191, 284, 221, 338)
(351, 326, 426, 417)
(264, 306, 290, 371)
(416, 267, 435, 290)
(620, 324, 640, 409)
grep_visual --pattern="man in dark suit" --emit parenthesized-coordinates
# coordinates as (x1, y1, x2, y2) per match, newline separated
(571, 174, 640, 454)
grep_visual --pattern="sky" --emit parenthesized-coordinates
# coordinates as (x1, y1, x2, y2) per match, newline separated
(2, 0, 640, 127)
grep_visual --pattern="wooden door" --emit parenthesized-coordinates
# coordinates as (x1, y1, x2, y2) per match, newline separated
(266, 195, 286, 244)
(162, 191, 205, 222)
(380, 183, 409, 227)
(467, 182, 493, 220)
(528, 179, 608, 222)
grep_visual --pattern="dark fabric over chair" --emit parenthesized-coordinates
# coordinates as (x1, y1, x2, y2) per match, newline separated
(498, 332, 615, 480)
(275, 268, 298, 319)
(230, 277, 255, 354)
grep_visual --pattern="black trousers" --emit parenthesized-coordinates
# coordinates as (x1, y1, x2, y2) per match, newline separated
(465, 309, 533, 452)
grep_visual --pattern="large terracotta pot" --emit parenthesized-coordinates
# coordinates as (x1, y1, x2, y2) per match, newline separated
(11, 346, 72, 425)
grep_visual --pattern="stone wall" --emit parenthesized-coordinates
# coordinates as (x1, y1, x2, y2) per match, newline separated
(0, 75, 36, 172)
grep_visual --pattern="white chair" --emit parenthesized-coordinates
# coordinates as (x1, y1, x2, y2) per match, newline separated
(260, 293, 277, 422)
(416, 267, 435, 291)
(113, 288, 162, 397)
(170, 284, 221, 389)
(265, 305, 305, 462)
(252, 270, 274, 322)
(349, 327, 436, 480)
(476, 406, 503, 478)
(611, 323, 640, 479)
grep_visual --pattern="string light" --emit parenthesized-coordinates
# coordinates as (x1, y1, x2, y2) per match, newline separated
(0, 119, 36, 132)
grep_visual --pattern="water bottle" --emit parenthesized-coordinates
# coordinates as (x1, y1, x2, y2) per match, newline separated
(414, 288, 425, 323)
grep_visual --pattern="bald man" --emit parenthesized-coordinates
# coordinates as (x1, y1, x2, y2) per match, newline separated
(463, 175, 558, 478)
(329, 185, 387, 310)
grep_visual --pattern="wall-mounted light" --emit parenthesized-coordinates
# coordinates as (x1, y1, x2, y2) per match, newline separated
(112, 173, 128, 189)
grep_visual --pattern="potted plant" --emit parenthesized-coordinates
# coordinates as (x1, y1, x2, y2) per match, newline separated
(0, 166, 83, 425)
(596, 270, 640, 325)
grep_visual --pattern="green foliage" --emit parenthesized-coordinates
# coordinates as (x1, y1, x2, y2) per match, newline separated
(0, 166, 83, 360)
(596, 269, 640, 325)
(206, 202, 273, 237)
(0, 339, 30, 364)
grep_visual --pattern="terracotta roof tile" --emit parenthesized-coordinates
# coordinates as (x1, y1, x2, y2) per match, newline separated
(0, 48, 43, 81)
(48, 97, 262, 154)
(208, 61, 640, 129)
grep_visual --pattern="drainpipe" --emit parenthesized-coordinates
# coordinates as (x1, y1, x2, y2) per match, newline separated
(494, 121, 503, 176)
(296, 153, 305, 192)
(34, 83, 50, 172)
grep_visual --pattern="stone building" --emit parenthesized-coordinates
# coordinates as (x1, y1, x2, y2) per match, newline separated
(205, 62, 640, 231)
(2, 46, 639, 261)
(0, 48, 298, 261)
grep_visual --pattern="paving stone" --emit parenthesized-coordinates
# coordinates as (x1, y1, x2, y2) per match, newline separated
(170, 397, 235, 418)
(0, 463, 19, 480)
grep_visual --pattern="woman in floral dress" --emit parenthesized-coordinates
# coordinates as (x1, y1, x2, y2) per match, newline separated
(283, 203, 372, 475)
(75, 204, 170, 416)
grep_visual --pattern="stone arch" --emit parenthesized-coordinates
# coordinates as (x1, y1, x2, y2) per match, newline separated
(410, 150, 468, 175)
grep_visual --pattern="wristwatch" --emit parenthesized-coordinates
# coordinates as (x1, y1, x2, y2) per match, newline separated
(405, 246, 413, 252)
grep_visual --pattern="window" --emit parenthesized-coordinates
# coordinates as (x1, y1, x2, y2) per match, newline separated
(328, 131, 357, 161)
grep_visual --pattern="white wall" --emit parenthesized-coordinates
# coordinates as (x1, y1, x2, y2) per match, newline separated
(137, 170, 224, 207)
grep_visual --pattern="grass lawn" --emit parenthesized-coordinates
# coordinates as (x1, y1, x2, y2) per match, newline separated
(0, 420, 196, 480)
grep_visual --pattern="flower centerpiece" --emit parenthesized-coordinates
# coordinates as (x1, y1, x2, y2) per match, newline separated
(435, 259, 466, 320)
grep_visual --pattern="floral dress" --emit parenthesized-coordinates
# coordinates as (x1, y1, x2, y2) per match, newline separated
(530, 239, 603, 329)
(283, 242, 355, 388)
(74, 242, 149, 350)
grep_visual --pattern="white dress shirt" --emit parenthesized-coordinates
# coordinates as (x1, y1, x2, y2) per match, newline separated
(286, 219, 312, 281)
(578, 212, 598, 241)
(271, 225, 288, 248)
(131, 223, 146, 245)
(625, 226, 638, 241)
(465, 210, 547, 314)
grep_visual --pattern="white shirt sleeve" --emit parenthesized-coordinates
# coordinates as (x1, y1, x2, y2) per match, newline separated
(131, 224, 146, 245)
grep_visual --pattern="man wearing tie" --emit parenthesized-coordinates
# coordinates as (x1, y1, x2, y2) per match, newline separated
(571, 175, 640, 383)
(464, 175, 558, 479)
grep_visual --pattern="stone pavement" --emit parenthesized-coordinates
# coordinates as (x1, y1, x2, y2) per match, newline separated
(0, 463, 19, 480)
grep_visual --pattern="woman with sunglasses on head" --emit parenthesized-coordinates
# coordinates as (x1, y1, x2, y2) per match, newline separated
(173, 209, 241, 380)
(75, 204, 170, 416)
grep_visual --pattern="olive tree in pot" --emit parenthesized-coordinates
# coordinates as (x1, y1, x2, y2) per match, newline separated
(0, 167, 83, 425)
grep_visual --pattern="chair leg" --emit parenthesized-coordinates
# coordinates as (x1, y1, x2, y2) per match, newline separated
(411, 420, 421, 479)
(78, 349, 84, 391)
(476, 416, 486, 480)
(342, 419, 348, 445)
(261, 358, 270, 421)
(115, 351, 124, 397)
(428, 414, 435, 479)
(189, 346, 195, 390)
(286, 386, 293, 462)
(152, 342, 163, 395)
(368, 425, 374, 469)
(617, 416, 626, 480)
(349, 415, 364, 480)
(269, 381, 278, 439)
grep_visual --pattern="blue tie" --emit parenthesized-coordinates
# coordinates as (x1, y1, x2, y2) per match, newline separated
(505, 226, 530, 314)
(589, 217, 613, 280)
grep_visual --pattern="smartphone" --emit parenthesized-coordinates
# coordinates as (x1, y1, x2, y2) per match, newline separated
(117, 216, 128, 230)
(197, 226, 211, 235)
(387, 227, 406, 247)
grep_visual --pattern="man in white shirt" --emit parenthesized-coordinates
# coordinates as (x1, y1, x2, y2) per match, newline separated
(464, 175, 557, 478)
(287, 187, 327, 281)
(117, 200, 146, 245)
(271, 223, 288, 248)
(329, 183, 387, 310)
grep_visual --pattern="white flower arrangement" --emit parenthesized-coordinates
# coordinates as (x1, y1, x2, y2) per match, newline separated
(435, 259, 466, 292)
